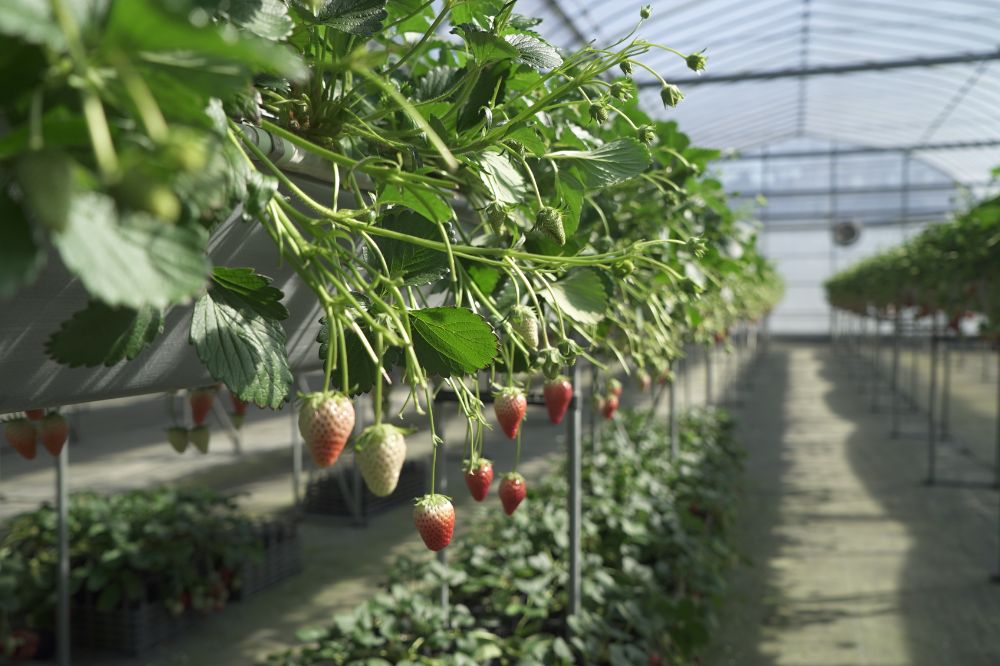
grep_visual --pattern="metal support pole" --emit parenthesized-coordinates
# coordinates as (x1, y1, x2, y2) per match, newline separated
(683, 353, 692, 409)
(891, 313, 901, 438)
(909, 315, 919, 410)
(668, 361, 678, 460)
(871, 315, 881, 412)
(926, 323, 939, 485)
(994, 347, 1000, 489)
(56, 436, 70, 666)
(705, 346, 713, 406)
(437, 401, 449, 614)
(941, 338, 952, 440)
(589, 363, 598, 455)
(292, 376, 307, 506)
(567, 363, 582, 620)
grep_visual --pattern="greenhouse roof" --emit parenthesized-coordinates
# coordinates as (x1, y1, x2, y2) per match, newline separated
(519, 0, 1000, 185)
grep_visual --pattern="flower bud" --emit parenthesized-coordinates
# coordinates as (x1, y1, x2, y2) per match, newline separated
(620, 60, 633, 76)
(637, 125, 656, 144)
(640, 4, 651, 19)
(686, 51, 708, 72)
(589, 103, 610, 125)
(610, 82, 631, 101)
(660, 83, 684, 108)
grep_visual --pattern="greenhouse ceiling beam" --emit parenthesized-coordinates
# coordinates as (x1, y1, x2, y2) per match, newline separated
(541, 0, 589, 46)
(640, 47, 1000, 86)
(728, 180, 987, 199)
(726, 138, 1000, 160)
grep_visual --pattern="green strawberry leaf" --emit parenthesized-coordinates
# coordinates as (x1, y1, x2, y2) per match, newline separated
(210, 266, 289, 321)
(297, 0, 389, 35)
(453, 24, 520, 64)
(45, 301, 164, 368)
(544, 269, 608, 325)
(0, 190, 45, 299)
(53, 192, 210, 309)
(409, 307, 499, 377)
(380, 183, 454, 224)
(505, 34, 563, 70)
(475, 151, 526, 205)
(190, 273, 292, 408)
(545, 139, 651, 188)
(220, 0, 294, 40)
(367, 211, 455, 288)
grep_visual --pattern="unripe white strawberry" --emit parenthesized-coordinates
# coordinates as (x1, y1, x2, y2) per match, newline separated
(356, 424, 407, 497)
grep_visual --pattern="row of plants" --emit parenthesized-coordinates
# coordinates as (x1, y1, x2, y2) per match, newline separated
(1, 0, 780, 549)
(266, 407, 742, 666)
(0, 487, 265, 658)
(825, 194, 1000, 333)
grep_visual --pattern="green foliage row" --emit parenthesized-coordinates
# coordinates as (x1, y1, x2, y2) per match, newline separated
(0, 488, 262, 637)
(825, 196, 1000, 332)
(1, 0, 781, 423)
(265, 408, 742, 665)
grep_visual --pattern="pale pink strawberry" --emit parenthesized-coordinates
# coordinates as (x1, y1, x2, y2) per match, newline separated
(298, 392, 355, 468)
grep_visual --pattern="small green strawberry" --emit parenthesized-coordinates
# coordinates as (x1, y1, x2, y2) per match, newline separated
(510, 305, 540, 350)
(535, 206, 565, 246)
(356, 424, 407, 497)
(190, 426, 210, 454)
(589, 103, 609, 125)
(166, 427, 189, 454)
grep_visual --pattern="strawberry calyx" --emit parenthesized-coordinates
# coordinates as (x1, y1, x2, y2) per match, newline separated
(414, 492, 452, 507)
(463, 458, 493, 473)
(354, 423, 402, 452)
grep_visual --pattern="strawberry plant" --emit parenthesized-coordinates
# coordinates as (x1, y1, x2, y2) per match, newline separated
(826, 195, 1000, 334)
(266, 408, 742, 665)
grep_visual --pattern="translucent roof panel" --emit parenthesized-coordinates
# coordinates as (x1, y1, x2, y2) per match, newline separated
(517, 0, 1000, 184)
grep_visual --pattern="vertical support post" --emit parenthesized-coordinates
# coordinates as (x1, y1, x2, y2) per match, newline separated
(910, 314, 919, 410)
(704, 345, 713, 406)
(683, 353, 692, 409)
(292, 375, 306, 506)
(891, 312, 901, 438)
(436, 400, 449, 614)
(941, 337, 952, 441)
(668, 361, 678, 460)
(567, 363, 582, 620)
(871, 315, 881, 412)
(56, 436, 70, 666)
(926, 321, 939, 485)
(994, 345, 1000, 489)
(589, 363, 598, 456)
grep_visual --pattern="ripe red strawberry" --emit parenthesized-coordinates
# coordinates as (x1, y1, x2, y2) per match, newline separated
(356, 424, 407, 497)
(607, 378, 623, 397)
(190, 426, 210, 454)
(464, 459, 494, 502)
(299, 392, 355, 468)
(413, 494, 455, 551)
(494, 388, 526, 439)
(499, 472, 526, 515)
(4, 419, 37, 460)
(602, 394, 619, 420)
(39, 413, 68, 457)
(166, 427, 189, 454)
(24, 409, 45, 421)
(510, 305, 539, 350)
(543, 377, 573, 425)
(189, 387, 215, 426)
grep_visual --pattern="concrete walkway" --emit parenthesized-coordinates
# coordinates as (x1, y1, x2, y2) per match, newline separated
(708, 342, 1000, 666)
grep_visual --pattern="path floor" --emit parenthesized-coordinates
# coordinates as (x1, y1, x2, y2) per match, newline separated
(707, 342, 1000, 666)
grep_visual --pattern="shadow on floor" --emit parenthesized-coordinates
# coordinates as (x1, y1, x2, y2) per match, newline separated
(819, 344, 1000, 666)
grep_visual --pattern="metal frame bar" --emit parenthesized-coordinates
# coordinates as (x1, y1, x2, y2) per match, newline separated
(640, 47, 1000, 86)
(727, 138, 1000, 160)
(56, 438, 70, 666)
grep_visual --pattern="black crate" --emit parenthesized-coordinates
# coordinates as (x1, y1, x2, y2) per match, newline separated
(234, 519, 303, 600)
(304, 458, 427, 523)
(71, 596, 194, 657)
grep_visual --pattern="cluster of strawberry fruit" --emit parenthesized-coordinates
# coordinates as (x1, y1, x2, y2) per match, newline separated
(166, 387, 250, 455)
(3, 409, 68, 460)
(294, 375, 576, 553)
(595, 378, 623, 420)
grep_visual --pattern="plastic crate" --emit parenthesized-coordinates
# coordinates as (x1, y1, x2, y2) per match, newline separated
(304, 458, 427, 523)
